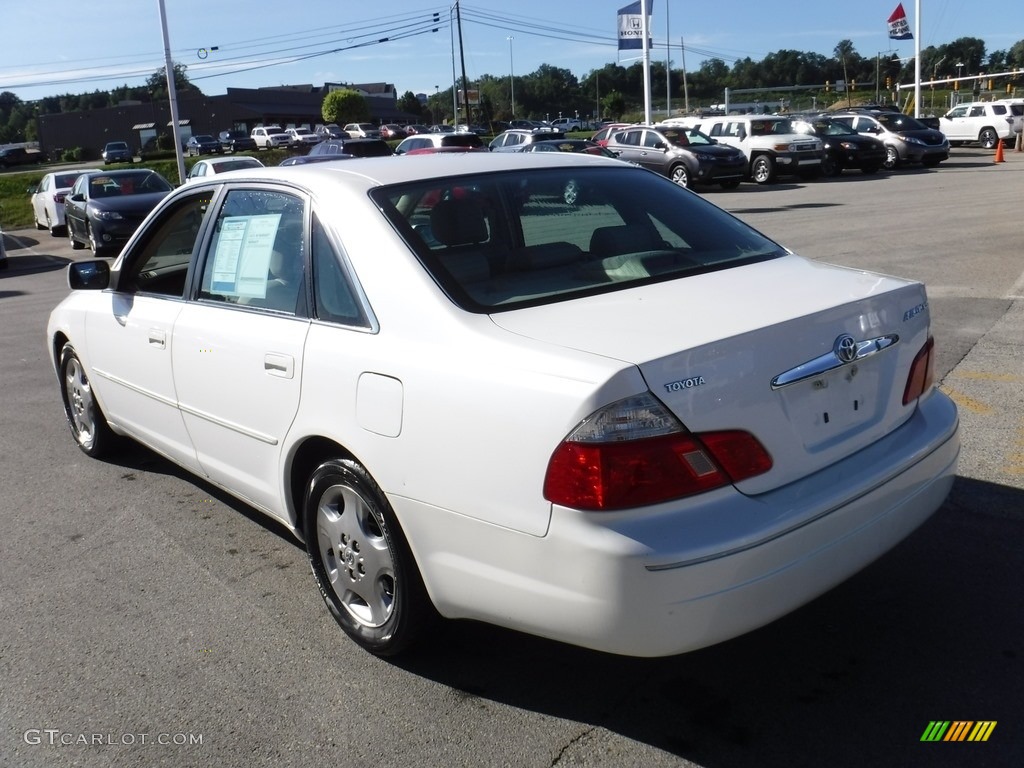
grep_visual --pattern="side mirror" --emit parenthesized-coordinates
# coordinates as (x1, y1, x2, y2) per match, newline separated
(69, 193, 85, 202)
(68, 260, 110, 291)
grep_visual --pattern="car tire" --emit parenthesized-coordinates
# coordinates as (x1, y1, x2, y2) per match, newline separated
(883, 146, 900, 170)
(87, 223, 103, 255)
(35, 213, 47, 231)
(751, 155, 775, 184)
(68, 223, 84, 250)
(48, 214, 63, 237)
(669, 164, 690, 188)
(59, 343, 117, 458)
(978, 128, 998, 150)
(304, 458, 434, 656)
(562, 179, 582, 206)
(822, 155, 841, 177)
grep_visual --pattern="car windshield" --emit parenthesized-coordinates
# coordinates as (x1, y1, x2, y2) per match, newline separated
(876, 114, 928, 131)
(372, 166, 785, 312)
(806, 120, 856, 136)
(88, 171, 173, 197)
(749, 119, 795, 136)
(440, 134, 483, 148)
(679, 128, 716, 146)
(658, 127, 717, 147)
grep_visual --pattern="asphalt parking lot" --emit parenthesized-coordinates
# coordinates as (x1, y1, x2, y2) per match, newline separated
(1, 148, 1022, 768)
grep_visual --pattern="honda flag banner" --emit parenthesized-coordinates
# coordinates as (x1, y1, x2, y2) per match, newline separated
(617, 1, 652, 51)
(888, 3, 913, 40)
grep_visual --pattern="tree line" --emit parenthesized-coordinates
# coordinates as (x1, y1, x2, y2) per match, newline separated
(2, 36, 1022, 144)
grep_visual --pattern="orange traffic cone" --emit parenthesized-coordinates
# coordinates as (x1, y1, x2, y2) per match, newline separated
(994, 139, 1005, 163)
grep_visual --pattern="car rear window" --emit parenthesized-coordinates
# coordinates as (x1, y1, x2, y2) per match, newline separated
(372, 166, 784, 312)
(343, 140, 392, 157)
(440, 134, 484, 148)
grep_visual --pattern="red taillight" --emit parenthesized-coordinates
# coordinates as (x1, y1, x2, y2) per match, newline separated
(54, 193, 66, 204)
(902, 336, 935, 405)
(544, 429, 772, 511)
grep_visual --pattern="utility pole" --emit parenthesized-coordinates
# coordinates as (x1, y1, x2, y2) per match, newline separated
(681, 36, 690, 113)
(157, 0, 185, 184)
(455, 1, 471, 128)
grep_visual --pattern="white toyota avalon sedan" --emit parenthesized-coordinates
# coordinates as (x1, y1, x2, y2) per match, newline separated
(47, 153, 959, 657)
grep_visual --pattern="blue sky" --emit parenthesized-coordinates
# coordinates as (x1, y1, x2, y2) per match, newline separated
(1, 1, 1021, 104)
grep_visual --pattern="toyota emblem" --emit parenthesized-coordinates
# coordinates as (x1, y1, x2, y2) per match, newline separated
(834, 334, 858, 364)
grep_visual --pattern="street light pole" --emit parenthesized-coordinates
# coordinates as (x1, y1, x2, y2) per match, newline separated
(507, 36, 515, 119)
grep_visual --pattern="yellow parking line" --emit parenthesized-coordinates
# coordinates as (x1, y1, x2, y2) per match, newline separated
(951, 371, 1022, 383)
(940, 387, 993, 415)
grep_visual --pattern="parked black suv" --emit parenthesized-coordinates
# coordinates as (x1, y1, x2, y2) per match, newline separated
(218, 130, 257, 153)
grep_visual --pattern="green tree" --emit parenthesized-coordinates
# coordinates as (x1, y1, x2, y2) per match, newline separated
(322, 89, 369, 124)
(1009, 39, 1024, 67)
(396, 90, 422, 118)
(144, 63, 202, 101)
(601, 91, 626, 120)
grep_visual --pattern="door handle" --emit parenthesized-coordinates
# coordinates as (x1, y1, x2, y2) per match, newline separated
(264, 353, 294, 379)
(148, 328, 166, 348)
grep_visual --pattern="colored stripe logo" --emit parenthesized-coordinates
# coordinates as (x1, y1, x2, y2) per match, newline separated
(921, 721, 997, 742)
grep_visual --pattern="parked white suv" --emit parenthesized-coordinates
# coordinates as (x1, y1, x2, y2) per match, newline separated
(691, 115, 824, 184)
(251, 125, 290, 149)
(939, 101, 1021, 148)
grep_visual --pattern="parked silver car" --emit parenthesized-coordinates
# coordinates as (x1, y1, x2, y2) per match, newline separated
(832, 112, 949, 169)
(488, 128, 566, 152)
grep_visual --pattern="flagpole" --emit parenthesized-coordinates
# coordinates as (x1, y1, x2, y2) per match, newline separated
(914, 0, 921, 117)
(641, 0, 652, 124)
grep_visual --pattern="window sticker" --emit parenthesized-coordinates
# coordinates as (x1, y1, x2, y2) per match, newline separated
(210, 213, 281, 298)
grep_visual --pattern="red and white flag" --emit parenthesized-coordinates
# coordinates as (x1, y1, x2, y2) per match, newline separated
(888, 3, 913, 40)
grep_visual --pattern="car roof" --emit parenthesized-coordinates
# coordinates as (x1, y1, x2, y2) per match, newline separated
(80, 168, 158, 177)
(185, 152, 625, 193)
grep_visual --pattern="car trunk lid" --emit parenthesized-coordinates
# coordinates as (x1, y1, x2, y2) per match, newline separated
(488, 255, 932, 494)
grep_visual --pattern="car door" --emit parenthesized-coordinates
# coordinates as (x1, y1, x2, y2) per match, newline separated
(64, 175, 90, 243)
(610, 128, 644, 167)
(82, 187, 215, 472)
(638, 129, 673, 175)
(32, 174, 52, 224)
(170, 186, 311, 518)
(941, 105, 970, 142)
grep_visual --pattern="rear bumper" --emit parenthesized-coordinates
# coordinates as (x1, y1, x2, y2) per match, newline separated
(400, 389, 959, 656)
